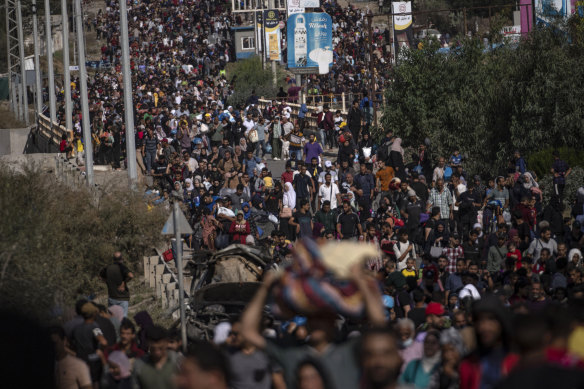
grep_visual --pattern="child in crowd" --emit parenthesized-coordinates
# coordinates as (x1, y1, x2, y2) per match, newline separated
(506, 242, 523, 270)
(401, 257, 418, 279)
(450, 149, 462, 167)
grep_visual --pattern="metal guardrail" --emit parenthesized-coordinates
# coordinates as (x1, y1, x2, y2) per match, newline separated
(38, 113, 73, 145)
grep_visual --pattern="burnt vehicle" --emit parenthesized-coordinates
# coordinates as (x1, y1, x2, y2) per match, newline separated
(183, 244, 271, 340)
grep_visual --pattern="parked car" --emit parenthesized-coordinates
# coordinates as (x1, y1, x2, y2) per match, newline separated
(417, 28, 442, 40)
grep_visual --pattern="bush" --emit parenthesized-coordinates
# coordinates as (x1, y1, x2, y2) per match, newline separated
(226, 56, 286, 108)
(526, 147, 584, 180)
(0, 162, 166, 318)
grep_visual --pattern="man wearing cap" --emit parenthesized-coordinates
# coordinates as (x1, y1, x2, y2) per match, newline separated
(402, 190, 423, 243)
(71, 302, 108, 386)
(424, 302, 446, 330)
(318, 160, 339, 185)
(100, 252, 134, 317)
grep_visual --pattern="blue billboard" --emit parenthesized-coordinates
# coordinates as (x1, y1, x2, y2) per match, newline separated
(287, 13, 333, 74)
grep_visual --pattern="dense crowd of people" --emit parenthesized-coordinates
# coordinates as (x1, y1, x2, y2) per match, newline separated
(37, 1, 584, 389)
(43, 105, 584, 389)
(53, 0, 395, 165)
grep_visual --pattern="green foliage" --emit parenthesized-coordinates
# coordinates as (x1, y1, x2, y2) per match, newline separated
(381, 24, 584, 178)
(526, 147, 584, 180)
(226, 56, 286, 108)
(0, 163, 165, 318)
(539, 166, 584, 206)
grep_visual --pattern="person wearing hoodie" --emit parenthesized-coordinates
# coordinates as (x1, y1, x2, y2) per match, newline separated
(459, 296, 518, 389)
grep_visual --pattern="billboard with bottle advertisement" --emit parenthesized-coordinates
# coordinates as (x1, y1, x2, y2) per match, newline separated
(286, 12, 333, 74)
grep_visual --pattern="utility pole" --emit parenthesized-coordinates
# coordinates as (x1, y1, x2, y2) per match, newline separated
(17, 0, 28, 124)
(5, 0, 13, 114)
(75, 0, 94, 186)
(44, 0, 57, 126)
(367, 13, 377, 127)
(119, 0, 137, 187)
(172, 200, 188, 353)
(32, 0, 43, 120)
(61, 0, 72, 132)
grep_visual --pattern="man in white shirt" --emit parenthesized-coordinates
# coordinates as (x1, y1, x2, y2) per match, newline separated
(393, 229, 416, 271)
(433, 157, 446, 183)
(318, 172, 341, 209)
(281, 116, 294, 136)
(243, 112, 255, 133)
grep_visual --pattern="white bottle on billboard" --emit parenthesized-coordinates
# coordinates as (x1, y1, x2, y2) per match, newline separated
(294, 15, 307, 66)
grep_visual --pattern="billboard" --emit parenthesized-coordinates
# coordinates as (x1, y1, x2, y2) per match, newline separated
(392, 1, 413, 31)
(264, 10, 282, 61)
(392, 1, 414, 58)
(288, 0, 304, 15)
(534, 0, 578, 24)
(287, 12, 333, 74)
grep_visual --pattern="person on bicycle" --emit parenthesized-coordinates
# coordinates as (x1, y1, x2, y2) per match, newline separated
(483, 176, 509, 232)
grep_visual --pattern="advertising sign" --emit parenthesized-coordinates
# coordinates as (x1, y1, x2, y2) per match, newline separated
(287, 12, 333, 74)
(392, 1, 413, 31)
(534, 0, 577, 24)
(287, 0, 304, 16)
(264, 10, 282, 61)
(300, 0, 320, 6)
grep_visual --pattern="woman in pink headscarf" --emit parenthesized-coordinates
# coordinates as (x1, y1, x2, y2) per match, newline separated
(105, 350, 132, 389)
(389, 137, 406, 180)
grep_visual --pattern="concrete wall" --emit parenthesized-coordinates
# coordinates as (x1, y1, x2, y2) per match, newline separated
(0, 126, 60, 156)
(0, 127, 33, 156)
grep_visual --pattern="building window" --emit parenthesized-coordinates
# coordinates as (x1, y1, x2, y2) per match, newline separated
(242, 37, 255, 50)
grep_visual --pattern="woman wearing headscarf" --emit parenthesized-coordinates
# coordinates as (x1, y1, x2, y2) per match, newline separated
(133, 311, 153, 351)
(281, 182, 297, 241)
(104, 351, 132, 389)
(241, 202, 252, 219)
(390, 137, 406, 181)
(569, 248, 582, 268)
(239, 137, 248, 153)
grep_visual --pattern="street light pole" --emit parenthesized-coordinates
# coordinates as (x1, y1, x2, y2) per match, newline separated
(44, 0, 57, 126)
(16, 0, 29, 125)
(172, 200, 187, 353)
(74, 0, 94, 186)
(119, 0, 137, 187)
(61, 0, 72, 132)
(32, 0, 43, 120)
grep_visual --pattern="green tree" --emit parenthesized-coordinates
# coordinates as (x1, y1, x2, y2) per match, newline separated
(226, 56, 285, 108)
(381, 23, 584, 177)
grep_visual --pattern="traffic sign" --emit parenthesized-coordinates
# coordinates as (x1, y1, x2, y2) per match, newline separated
(161, 209, 193, 235)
